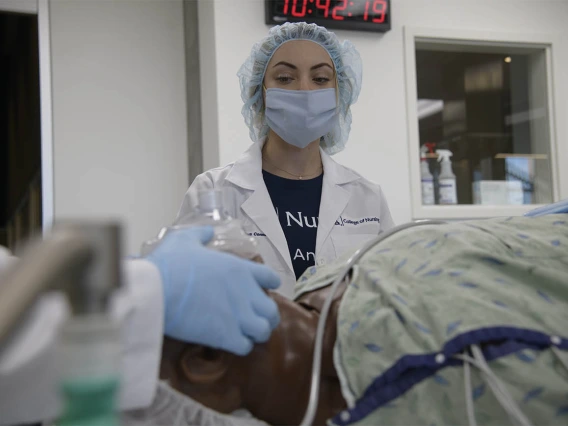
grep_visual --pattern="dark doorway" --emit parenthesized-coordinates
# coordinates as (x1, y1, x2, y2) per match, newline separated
(0, 12, 42, 252)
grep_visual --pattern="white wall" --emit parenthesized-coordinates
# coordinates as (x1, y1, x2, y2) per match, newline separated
(49, 0, 189, 254)
(199, 0, 568, 225)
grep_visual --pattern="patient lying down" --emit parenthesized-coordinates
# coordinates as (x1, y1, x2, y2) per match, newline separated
(160, 215, 568, 426)
(160, 281, 348, 425)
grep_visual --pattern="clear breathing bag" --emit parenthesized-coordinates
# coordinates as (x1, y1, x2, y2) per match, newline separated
(141, 189, 262, 263)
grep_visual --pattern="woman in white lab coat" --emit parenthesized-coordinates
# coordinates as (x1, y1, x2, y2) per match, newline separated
(177, 23, 394, 298)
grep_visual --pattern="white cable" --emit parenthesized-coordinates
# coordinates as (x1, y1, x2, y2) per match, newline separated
(470, 345, 532, 426)
(551, 346, 568, 372)
(465, 353, 520, 425)
(471, 345, 532, 426)
(456, 350, 528, 426)
(458, 356, 516, 423)
(457, 352, 519, 425)
(463, 355, 478, 426)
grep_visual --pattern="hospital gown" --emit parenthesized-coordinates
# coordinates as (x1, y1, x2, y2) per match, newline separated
(295, 215, 568, 426)
(122, 381, 269, 426)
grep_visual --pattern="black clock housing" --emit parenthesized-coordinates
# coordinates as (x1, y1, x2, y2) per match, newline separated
(265, 0, 391, 33)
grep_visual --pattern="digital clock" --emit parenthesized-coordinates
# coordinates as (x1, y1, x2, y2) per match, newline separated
(265, 0, 391, 33)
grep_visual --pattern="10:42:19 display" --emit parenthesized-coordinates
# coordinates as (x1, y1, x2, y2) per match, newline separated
(265, 0, 391, 33)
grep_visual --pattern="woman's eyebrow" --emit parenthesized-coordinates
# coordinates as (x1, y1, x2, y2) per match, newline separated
(272, 61, 296, 69)
(272, 62, 333, 70)
(310, 63, 333, 70)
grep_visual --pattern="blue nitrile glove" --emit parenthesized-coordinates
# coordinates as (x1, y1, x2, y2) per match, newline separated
(146, 226, 281, 355)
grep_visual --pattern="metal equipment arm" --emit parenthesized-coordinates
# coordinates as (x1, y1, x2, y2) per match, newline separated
(0, 221, 121, 347)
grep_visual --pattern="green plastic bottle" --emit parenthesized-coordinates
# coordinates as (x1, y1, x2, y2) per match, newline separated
(58, 376, 119, 426)
(55, 315, 121, 426)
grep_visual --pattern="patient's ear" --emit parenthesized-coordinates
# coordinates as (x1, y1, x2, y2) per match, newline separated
(180, 345, 230, 384)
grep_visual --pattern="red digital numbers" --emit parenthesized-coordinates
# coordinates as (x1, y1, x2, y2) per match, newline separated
(315, 0, 331, 17)
(372, 0, 387, 22)
(283, 0, 388, 24)
(283, 0, 308, 16)
(331, 0, 347, 20)
(291, 0, 308, 17)
(363, 0, 387, 22)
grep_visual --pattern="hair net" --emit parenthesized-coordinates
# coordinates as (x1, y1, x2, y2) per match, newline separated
(237, 22, 363, 155)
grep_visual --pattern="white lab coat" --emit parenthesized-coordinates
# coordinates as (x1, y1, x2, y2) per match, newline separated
(176, 142, 395, 298)
(0, 249, 164, 425)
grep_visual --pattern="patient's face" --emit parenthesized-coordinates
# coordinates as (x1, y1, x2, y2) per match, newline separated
(160, 287, 347, 425)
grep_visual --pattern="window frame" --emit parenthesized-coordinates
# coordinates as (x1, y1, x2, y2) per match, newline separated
(404, 26, 562, 220)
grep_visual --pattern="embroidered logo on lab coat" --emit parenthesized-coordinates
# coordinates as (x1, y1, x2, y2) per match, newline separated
(335, 216, 381, 226)
(247, 232, 267, 237)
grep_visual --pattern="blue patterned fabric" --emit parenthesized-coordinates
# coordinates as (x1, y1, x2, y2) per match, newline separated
(295, 215, 568, 425)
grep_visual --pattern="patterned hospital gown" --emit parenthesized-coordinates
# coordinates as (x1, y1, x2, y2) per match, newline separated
(295, 215, 568, 426)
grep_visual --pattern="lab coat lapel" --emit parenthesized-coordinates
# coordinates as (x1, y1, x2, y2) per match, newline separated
(241, 187, 293, 272)
(226, 143, 294, 273)
(315, 149, 360, 255)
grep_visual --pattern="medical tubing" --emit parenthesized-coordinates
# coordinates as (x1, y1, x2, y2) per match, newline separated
(457, 353, 516, 424)
(462, 355, 478, 426)
(456, 349, 532, 426)
(457, 353, 518, 425)
(299, 220, 446, 426)
(470, 346, 525, 425)
(471, 345, 532, 426)
(551, 346, 568, 372)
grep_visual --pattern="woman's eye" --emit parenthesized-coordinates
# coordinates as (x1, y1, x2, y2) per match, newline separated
(314, 77, 331, 84)
(276, 76, 293, 83)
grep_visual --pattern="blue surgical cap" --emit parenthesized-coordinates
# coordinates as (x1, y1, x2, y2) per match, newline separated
(237, 22, 363, 155)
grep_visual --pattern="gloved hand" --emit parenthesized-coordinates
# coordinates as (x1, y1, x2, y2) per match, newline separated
(146, 226, 281, 355)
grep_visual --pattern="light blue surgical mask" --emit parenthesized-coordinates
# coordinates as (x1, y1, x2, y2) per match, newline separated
(264, 88, 338, 149)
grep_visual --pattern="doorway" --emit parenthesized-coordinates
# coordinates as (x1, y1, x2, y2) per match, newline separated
(0, 11, 42, 252)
